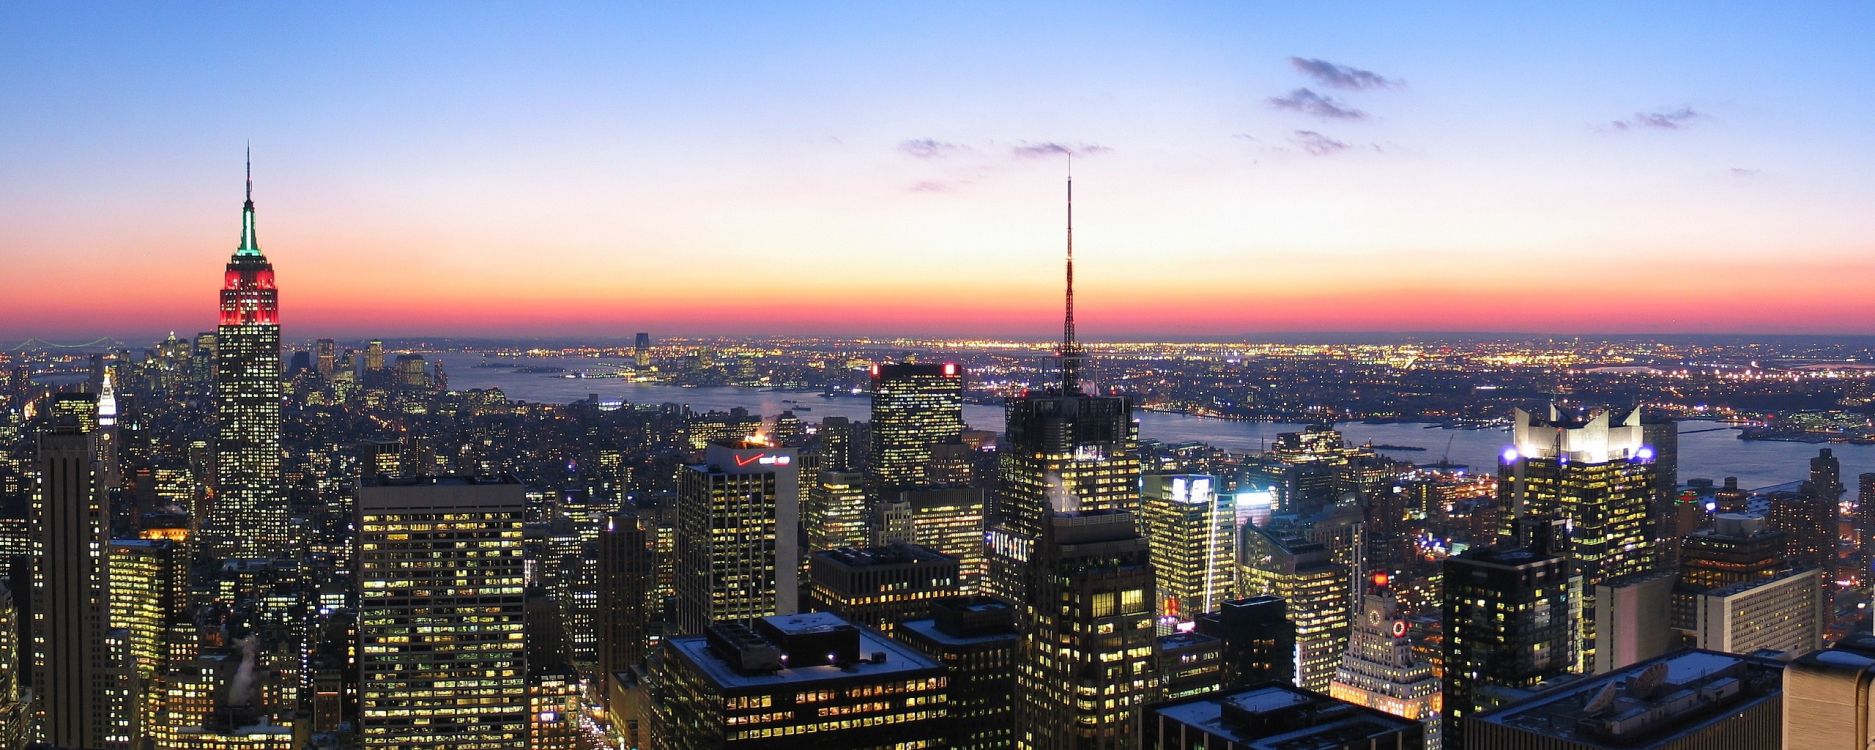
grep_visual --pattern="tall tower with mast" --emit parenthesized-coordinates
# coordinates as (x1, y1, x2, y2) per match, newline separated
(203, 148, 287, 560)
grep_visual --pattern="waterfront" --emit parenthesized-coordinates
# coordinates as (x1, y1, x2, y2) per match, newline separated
(433, 353, 1871, 490)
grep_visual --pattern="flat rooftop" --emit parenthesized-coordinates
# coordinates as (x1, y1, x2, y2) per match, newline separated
(1474, 649, 1782, 747)
(1149, 684, 1417, 749)
(670, 617, 941, 690)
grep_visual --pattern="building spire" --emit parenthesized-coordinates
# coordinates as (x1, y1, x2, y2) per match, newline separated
(1060, 155, 1084, 393)
(237, 144, 261, 257)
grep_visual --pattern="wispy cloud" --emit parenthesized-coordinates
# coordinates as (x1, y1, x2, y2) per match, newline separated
(1289, 57, 1399, 90)
(1730, 167, 1761, 177)
(1291, 130, 1350, 156)
(1609, 107, 1702, 131)
(1268, 88, 1366, 120)
(898, 138, 967, 159)
(909, 180, 953, 193)
(1009, 141, 1112, 159)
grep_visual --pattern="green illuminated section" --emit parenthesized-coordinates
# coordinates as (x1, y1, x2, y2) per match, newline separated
(236, 201, 262, 257)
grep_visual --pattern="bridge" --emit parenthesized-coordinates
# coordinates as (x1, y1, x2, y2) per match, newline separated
(8, 337, 127, 352)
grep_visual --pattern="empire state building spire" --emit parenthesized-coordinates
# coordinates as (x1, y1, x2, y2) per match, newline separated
(237, 144, 261, 257)
(1061, 161, 1085, 393)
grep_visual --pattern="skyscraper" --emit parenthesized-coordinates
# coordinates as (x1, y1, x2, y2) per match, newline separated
(1140, 474, 1234, 624)
(1015, 510, 1158, 750)
(986, 172, 1140, 605)
(806, 544, 958, 635)
(313, 338, 336, 378)
(1442, 519, 1581, 750)
(633, 332, 652, 368)
(204, 153, 286, 560)
(0, 586, 26, 749)
(868, 362, 964, 489)
(1330, 573, 1442, 749)
(804, 469, 868, 552)
(1498, 406, 1654, 668)
(1769, 481, 1836, 581)
(876, 485, 988, 593)
(33, 399, 132, 748)
(356, 477, 527, 748)
(1193, 596, 1298, 689)
(674, 442, 800, 635)
(896, 597, 1018, 750)
(1238, 525, 1351, 693)
(599, 512, 652, 698)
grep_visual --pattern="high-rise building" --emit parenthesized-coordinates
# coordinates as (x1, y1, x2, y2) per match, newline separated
(1690, 567, 1821, 657)
(0, 586, 26, 749)
(869, 362, 964, 489)
(804, 469, 868, 552)
(356, 477, 527, 748)
(1467, 650, 1782, 750)
(1673, 513, 1793, 633)
(363, 339, 385, 374)
(1140, 683, 1423, 750)
(654, 612, 948, 749)
(1141, 474, 1234, 624)
(1498, 406, 1654, 668)
(1858, 473, 1875, 563)
(33, 401, 134, 749)
(1592, 572, 1677, 674)
(108, 538, 187, 681)
(1015, 510, 1158, 749)
(1153, 632, 1224, 701)
(875, 485, 987, 593)
(674, 442, 800, 635)
(1442, 519, 1581, 750)
(1640, 416, 1680, 542)
(814, 416, 857, 473)
(204, 155, 286, 560)
(599, 512, 652, 699)
(1194, 596, 1298, 689)
(1811, 447, 1844, 499)
(896, 597, 1018, 750)
(632, 332, 652, 368)
(95, 370, 122, 492)
(987, 174, 1140, 606)
(526, 663, 582, 750)
(313, 338, 336, 378)
(1239, 525, 1350, 693)
(1786, 634, 1875, 748)
(1769, 482, 1836, 581)
(1330, 573, 1442, 749)
(806, 544, 958, 635)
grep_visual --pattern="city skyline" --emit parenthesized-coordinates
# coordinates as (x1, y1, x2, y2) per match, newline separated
(6, 3, 1875, 339)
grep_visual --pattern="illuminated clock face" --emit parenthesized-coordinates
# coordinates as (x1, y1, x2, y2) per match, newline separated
(1391, 621, 1409, 638)
(1367, 610, 1381, 627)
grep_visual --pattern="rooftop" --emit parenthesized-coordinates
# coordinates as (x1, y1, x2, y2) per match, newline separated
(1148, 684, 1419, 749)
(670, 613, 942, 690)
(1474, 649, 1782, 747)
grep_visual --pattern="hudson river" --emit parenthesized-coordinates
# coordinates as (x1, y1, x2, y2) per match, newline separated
(433, 354, 1874, 490)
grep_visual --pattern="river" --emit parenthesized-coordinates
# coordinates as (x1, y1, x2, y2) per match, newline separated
(431, 353, 1869, 490)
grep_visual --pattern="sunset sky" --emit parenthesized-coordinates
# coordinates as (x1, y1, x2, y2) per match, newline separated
(4, 3, 1874, 340)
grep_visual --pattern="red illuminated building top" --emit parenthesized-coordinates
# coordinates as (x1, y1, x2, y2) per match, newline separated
(220, 150, 278, 327)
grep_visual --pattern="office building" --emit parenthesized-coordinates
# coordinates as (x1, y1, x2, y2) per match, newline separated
(633, 332, 652, 368)
(988, 177, 1139, 605)
(674, 442, 800, 635)
(1141, 474, 1234, 624)
(0, 586, 25, 749)
(805, 469, 868, 552)
(1640, 417, 1680, 543)
(806, 544, 958, 635)
(1330, 573, 1442, 748)
(869, 362, 965, 489)
(1155, 632, 1225, 701)
(527, 663, 582, 750)
(1443, 519, 1581, 750)
(1859, 473, 1875, 564)
(356, 477, 527, 748)
(363, 338, 385, 374)
(1140, 683, 1423, 750)
(1691, 567, 1821, 657)
(1768, 482, 1836, 581)
(204, 156, 287, 560)
(109, 538, 187, 681)
(1592, 572, 1677, 674)
(599, 512, 653, 697)
(34, 401, 133, 748)
(1015, 510, 1158, 749)
(876, 485, 988, 593)
(896, 597, 1018, 750)
(1239, 525, 1350, 693)
(313, 338, 335, 378)
(1499, 406, 1655, 668)
(1195, 596, 1298, 689)
(654, 612, 948, 749)
(1467, 650, 1782, 750)
(1786, 634, 1875, 748)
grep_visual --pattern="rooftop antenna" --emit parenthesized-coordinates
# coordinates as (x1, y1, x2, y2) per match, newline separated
(245, 141, 253, 204)
(1061, 152, 1085, 394)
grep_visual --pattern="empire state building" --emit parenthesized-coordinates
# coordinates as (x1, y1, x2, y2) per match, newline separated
(204, 153, 286, 560)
